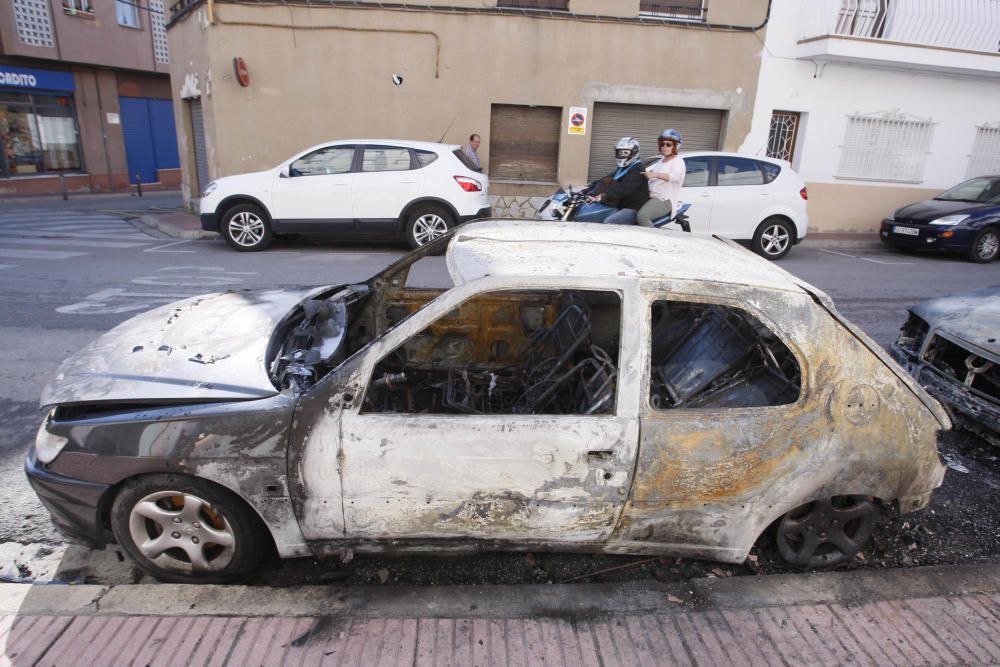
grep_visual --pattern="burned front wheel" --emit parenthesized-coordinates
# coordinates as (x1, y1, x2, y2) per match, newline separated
(111, 474, 268, 583)
(776, 495, 876, 568)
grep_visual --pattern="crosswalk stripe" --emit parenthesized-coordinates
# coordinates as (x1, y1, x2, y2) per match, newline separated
(0, 237, 151, 249)
(0, 248, 87, 260)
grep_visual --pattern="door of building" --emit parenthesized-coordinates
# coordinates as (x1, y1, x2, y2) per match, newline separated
(587, 103, 724, 181)
(119, 96, 179, 185)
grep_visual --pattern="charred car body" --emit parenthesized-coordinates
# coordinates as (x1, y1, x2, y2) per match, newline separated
(27, 221, 949, 583)
(891, 286, 1000, 445)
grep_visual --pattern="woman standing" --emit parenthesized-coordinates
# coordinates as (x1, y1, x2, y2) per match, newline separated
(637, 129, 686, 227)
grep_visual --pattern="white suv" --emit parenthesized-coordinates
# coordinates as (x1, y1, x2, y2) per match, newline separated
(200, 140, 490, 251)
(677, 152, 809, 260)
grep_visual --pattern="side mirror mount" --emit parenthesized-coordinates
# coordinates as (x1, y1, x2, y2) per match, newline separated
(279, 164, 290, 178)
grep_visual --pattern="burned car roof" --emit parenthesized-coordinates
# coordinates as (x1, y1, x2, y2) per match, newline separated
(447, 221, 807, 293)
(910, 285, 1000, 357)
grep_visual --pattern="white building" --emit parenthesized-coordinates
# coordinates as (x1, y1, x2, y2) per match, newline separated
(740, 0, 1000, 233)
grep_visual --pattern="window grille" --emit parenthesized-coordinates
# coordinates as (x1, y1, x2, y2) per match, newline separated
(639, 0, 706, 21)
(117, 0, 141, 27)
(837, 112, 934, 182)
(149, 0, 171, 63)
(496, 0, 569, 9)
(767, 111, 800, 162)
(13, 0, 55, 47)
(966, 125, 1000, 178)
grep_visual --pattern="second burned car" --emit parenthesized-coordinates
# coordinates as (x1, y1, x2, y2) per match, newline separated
(27, 222, 948, 582)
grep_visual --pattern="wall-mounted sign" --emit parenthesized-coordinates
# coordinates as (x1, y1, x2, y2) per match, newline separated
(106, 112, 120, 125)
(567, 106, 587, 135)
(0, 65, 75, 92)
(233, 57, 250, 87)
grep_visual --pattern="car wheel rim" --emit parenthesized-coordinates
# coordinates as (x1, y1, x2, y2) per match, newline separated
(228, 212, 265, 247)
(412, 214, 448, 245)
(977, 232, 999, 260)
(776, 495, 875, 567)
(128, 490, 236, 574)
(761, 224, 790, 256)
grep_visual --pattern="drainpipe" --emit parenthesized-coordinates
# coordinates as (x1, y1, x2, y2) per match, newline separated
(92, 71, 115, 191)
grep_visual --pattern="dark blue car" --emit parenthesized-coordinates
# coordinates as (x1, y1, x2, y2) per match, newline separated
(880, 176, 1000, 263)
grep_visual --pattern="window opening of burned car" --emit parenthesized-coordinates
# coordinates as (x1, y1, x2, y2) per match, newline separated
(362, 289, 622, 415)
(649, 301, 800, 409)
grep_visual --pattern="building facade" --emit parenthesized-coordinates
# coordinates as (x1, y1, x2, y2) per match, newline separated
(165, 0, 771, 214)
(0, 0, 180, 194)
(740, 0, 1000, 232)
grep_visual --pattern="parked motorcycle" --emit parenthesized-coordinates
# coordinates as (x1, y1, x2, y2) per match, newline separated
(536, 187, 691, 232)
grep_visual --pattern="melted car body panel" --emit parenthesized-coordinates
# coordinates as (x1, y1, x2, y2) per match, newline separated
(41, 288, 324, 407)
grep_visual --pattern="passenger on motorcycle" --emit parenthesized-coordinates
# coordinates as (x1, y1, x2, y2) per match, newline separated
(588, 137, 650, 226)
(638, 129, 686, 227)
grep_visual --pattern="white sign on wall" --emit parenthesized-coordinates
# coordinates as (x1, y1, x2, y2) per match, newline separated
(567, 107, 587, 135)
(106, 112, 120, 125)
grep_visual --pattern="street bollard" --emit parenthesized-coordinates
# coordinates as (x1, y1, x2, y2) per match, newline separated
(59, 173, 67, 201)
(135, 173, 143, 197)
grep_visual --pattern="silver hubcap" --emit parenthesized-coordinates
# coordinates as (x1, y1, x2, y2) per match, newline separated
(128, 490, 236, 574)
(977, 232, 999, 260)
(412, 213, 449, 245)
(227, 211, 265, 247)
(760, 224, 790, 255)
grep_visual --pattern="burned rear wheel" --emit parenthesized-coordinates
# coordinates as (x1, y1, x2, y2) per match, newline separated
(111, 474, 268, 583)
(776, 495, 876, 568)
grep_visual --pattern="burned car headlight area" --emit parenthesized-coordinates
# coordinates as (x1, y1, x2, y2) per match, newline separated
(27, 221, 950, 583)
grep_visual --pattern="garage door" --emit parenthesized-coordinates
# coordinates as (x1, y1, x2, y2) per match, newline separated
(120, 97, 180, 185)
(190, 98, 210, 195)
(587, 103, 724, 180)
(489, 104, 561, 182)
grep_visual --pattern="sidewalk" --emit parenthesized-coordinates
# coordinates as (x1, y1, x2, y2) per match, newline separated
(138, 210, 884, 250)
(2, 563, 1000, 665)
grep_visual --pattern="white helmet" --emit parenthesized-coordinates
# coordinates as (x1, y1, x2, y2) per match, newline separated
(614, 137, 640, 168)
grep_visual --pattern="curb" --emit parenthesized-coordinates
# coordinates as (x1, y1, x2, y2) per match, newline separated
(139, 214, 218, 241)
(3, 563, 999, 619)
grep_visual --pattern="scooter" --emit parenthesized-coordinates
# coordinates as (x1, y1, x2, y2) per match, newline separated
(536, 187, 691, 232)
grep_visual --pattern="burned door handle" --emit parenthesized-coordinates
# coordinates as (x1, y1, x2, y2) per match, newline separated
(587, 450, 614, 460)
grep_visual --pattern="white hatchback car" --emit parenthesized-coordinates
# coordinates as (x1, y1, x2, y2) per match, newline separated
(200, 140, 491, 251)
(676, 152, 809, 259)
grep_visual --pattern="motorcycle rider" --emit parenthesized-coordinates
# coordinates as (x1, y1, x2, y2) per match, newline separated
(588, 137, 649, 226)
(638, 128, 686, 227)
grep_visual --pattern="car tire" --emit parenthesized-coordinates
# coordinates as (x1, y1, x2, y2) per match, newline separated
(966, 228, 1000, 263)
(775, 495, 876, 568)
(751, 217, 794, 260)
(222, 204, 274, 252)
(405, 205, 454, 250)
(111, 474, 269, 584)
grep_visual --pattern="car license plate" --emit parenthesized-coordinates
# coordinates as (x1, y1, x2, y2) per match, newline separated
(893, 225, 919, 236)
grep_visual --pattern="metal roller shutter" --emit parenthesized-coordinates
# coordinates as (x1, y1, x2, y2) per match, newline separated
(489, 104, 561, 182)
(587, 102, 724, 181)
(190, 98, 210, 195)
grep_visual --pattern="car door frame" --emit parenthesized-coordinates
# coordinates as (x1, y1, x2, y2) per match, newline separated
(268, 143, 359, 234)
(351, 144, 423, 237)
(707, 156, 773, 239)
(288, 274, 643, 551)
(678, 154, 716, 235)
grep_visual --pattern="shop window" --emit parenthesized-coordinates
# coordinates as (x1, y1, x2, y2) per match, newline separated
(489, 104, 561, 182)
(117, 0, 141, 27)
(363, 289, 621, 416)
(649, 301, 800, 410)
(0, 94, 82, 177)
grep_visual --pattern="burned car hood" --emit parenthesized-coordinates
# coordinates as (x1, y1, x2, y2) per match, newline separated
(911, 285, 1000, 357)
(42, 288, 324, 407)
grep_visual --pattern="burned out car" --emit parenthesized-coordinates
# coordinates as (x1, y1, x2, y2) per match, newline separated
(891, 286, 1000, 445)
(27, 221, 949, 583)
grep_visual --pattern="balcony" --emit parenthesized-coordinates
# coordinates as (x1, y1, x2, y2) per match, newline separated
(796, 0, 1000, 78)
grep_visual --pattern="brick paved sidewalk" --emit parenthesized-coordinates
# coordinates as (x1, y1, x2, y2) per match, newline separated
(3, 564, 1000, 666)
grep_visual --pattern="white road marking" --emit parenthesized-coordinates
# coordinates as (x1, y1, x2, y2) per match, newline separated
(0, 237, 150, 249)
(144, 240, 196, 253)
(818, 248, 911, 265)
(57, 288, 194, 315)
(0, 248, 87, 260)
(0, 264, 14, 270)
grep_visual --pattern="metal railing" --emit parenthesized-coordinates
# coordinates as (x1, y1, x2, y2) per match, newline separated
(801, 0, 1000, 53)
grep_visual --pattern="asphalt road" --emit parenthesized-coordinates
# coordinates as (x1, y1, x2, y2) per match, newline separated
(0, 193, 996, 585)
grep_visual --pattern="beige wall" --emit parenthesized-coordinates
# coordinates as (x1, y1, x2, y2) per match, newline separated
(806, 182, 941, 233)
(168, 1, 767, 201)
